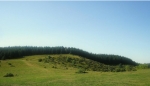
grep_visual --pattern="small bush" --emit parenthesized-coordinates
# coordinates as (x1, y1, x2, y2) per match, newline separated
(125, 65, 132, 71)
(115, 68, 120, 72)
(10, 65, 15, 67)
(52, 66, 57, 69)
(48, 56, 52, 59)
(137, 64, 149, 69)
(132, 67, 137, 71)
(76, 68, 87, 73)
(7, 63, 15, 67)
(38, 59, 42, 62)
(8, 63, 12, 65)
(114, 68, 125, 72)
(4, 73, 14, 77)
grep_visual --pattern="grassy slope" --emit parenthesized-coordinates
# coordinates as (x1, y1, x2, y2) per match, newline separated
(0, 54, 150, 86)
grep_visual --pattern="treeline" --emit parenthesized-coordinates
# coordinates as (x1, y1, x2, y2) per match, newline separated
(0, 46, 138, 65)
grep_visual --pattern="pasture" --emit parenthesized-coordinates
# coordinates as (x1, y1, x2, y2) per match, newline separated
(0, 55, 149, 86)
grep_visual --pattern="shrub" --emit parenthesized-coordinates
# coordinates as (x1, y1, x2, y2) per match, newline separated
(132, 67, 137, 71)
(7, 63, 15, 67)
(52, 66, 57, 69)
(66, 57, 72, 62)
(114, 67, 125, 72)
(115, 68, 121, 72)
(76, 68, 87, 73)
(8, 63, 12, 65)
(10, 65, 15, 67)
(48, 56, 52, 59)
(38, 59, 42, 62)
(137, 64, 149, 69)
(108, 66, 115, 72)
(125, 65, 132, 71)
(4, 73, 14, 77)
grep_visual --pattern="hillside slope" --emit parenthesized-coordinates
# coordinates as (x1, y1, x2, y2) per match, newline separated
(0, 54, 150, 86)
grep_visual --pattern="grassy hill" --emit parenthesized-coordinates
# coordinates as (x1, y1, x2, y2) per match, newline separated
(0, 54, 150, 86)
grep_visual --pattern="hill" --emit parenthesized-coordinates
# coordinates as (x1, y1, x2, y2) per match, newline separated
(38, 54, 137, 72)
(0, 54, 150, 86)
(0, 46, 137, 66)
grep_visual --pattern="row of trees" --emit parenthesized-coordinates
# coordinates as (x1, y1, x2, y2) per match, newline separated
(0, 46, 138, 65)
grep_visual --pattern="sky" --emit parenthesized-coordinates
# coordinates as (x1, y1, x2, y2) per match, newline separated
(0, 1, 150, 63)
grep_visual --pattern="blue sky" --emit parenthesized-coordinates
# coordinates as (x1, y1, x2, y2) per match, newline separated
(0, 1, 150, 63)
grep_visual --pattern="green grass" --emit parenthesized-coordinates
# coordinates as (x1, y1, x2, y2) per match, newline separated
(0, 54, 150, 86)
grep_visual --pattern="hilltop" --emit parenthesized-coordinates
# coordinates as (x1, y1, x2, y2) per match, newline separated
(0, 46, 137, 66)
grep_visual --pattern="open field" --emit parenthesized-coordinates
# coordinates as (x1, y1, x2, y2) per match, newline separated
(0, 55, 150, 86)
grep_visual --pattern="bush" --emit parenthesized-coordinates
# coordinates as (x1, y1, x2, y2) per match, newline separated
(52, 66, 57, 69)
(132, 67, 137, 71)
(137, 64, 149, 69)
(66, 57, 70, 62)
(4, 73, 14, 77)
(48, 56, 52, 59)
(114, 67, 125, 72)
(76, 68, 87, 73)
(10, 65, 15, 67)
(38, 59, 42, 62)
(115, 68, 121, 72)
(125, 65, 132, 71)
(8, 63, 12, 65)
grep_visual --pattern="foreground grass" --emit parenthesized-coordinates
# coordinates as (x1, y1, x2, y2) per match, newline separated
(0, 55, 150, 86)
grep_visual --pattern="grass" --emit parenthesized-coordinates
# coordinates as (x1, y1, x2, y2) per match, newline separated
(0, 54, 150, 86)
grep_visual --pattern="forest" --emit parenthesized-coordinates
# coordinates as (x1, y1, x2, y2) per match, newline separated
(0, 46, 137, 66)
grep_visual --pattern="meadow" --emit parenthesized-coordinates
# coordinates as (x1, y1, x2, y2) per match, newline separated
(0, 55, 150, 86)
